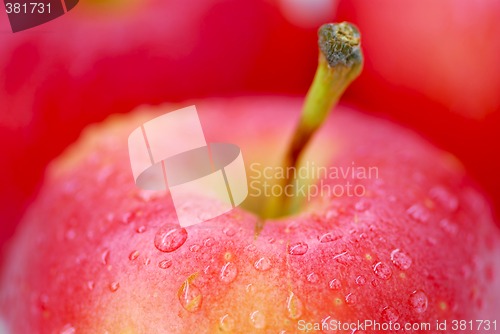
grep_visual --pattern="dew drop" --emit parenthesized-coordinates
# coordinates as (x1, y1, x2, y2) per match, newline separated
(220, 262, 238, 283)
(254, 257, 272, 271)
(223, 227, 236, 237)
(286, 292, 304, 319)
(136, 225, 147, 234)
(345, 293, 357, 305)
(101, 249, 110, 265)
(219, 314, 235, 332)
(319, 232, 341, 243)
(391, 249, 412, 270)
(381, 306, 399, 322)
(121, 211, 136, 225)
(373, 262, 392, 280)
(87, 281, 95, 290)
(329, 279, 341, 290)
(189, 244, 201, 252)
(407, 204, 430, 223)
(307, 273, 319, 283)
(154, 224, 188, 253)
(159, 259, 172, 269)
(129, 250, 140, 261)
(354, 200, 371, 211)
(430, 186, 458, 212)
(288, 242, 308, 255)
(109, 281, 120, 292)
(439, 219, 458, 236)
(355, 275, 367, 286)
(246, 284, 256, 294)
(246, 244, 257, 252)
(250, 310, 266, 329)
(204, 237, 215, 247)
(409, 290, 428, 313)
(178, 279, 202, 312)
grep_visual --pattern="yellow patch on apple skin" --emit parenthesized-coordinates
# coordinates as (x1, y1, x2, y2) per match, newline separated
(224, 252, 233, 262)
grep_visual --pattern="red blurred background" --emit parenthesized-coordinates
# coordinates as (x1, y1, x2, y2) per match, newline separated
(1, 0, 499, 260)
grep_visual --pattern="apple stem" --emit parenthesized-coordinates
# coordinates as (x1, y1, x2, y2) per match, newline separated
(264, 22, 364, 220)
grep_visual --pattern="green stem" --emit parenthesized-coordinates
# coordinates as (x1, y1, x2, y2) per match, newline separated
(262, 22, 364, 221)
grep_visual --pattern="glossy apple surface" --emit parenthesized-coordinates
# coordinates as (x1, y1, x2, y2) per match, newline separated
(1, 98, 498, 333)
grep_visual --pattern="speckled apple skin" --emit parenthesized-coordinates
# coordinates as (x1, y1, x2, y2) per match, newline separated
(1, 98, 499, 333)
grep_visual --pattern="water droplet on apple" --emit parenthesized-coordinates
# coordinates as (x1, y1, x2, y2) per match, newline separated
(407, 204, 430, 223)
(381, 306, 399, 322)
(178, 280, 202, 312)
(189, 244, 201, 252)
(158, 259, 172, 269)
(326, 209, 339, 219)
(219, 314, 235, 332)
(409, 290, 428, 313)
(223, 227, 236, 237)
(254, 257, 272, 271)
(220, 262, 238, 283)
(355, 275, 367, 286)
(246, 244, 257, 252)
(60, 324, 75, 334)
(154, 224, 188, 253)
(373, 262, 392, 280)
(250, 310, 266, 329)
(288, 242, 308, 255)
(354, 199, 371, 211)
(101, 249, 110, 265)
(286, 291, 304, 319)
(319, 232, 341, 243)
(429, 186, 458, 212)
(345, 293, 357, 305)
(246, 284, 256, 294)
(121, 211, 136, 225)
(109, 281, 120, 292)
(87, 281, 95, 290)
(129, 250, 139, 261)
(391, 249, 412, 270)
(136, 225, 147, 234)
(268, 237, 276, 244)
(439, 219, 458, 236)
(329, 279, 341, 290)
(307, 272, 319, 283)
(204, 237, 215, 247)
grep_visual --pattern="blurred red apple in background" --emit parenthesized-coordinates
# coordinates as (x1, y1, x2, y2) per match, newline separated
(1, 98, 499, 332)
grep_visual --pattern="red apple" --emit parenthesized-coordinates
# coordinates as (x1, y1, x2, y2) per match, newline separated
(1, 98, 499, 333)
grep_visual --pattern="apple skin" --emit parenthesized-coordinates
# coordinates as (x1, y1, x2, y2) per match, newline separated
(1, 98, 499, 333)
